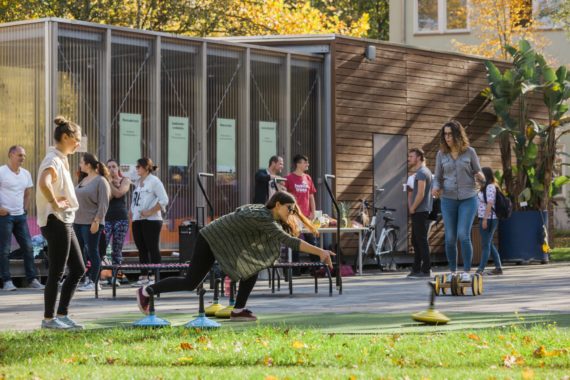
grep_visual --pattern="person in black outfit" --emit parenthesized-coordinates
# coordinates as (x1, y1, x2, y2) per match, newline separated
(253, 155, 284, 204)
(406, 148, 434, 278)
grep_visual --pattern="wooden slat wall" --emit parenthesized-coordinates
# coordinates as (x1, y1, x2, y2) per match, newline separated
(333, 37, 523, 257)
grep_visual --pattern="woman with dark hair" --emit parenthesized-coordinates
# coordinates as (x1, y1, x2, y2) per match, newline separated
(136, 191, 334, 321)
(37, 116, 85, 329)
(432, 120, 485, 283)
(130, 157, 168, 285)
(74, 153, 111, 292)
(476, 167, 504, 275)
(104, 159, 131, 268)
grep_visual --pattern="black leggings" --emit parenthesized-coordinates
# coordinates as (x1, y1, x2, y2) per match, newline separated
(147, 232, 258, 309)
(132, 220, 162, 276)
(41, 215, 86, 319)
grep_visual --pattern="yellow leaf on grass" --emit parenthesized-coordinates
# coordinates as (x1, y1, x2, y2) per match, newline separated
(180, 342, 194, 350)
(263, 356, 273, 367)
(349, 376, 357, 380)
(468, 333, 481, 341)
(264, 376, 278, 380)
(522, 368, 535, 380)
(533, 345, 568, 358)
(177, 357, 193, 364)
(62, 356, 77, 364)
(502, 354, 524, 368)
(196, 336, 209, 344)
(292, 341, 307, 349)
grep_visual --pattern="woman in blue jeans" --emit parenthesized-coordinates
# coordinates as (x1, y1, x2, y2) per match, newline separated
(73, 153, 111, 292)
(476, 167, 503, 275)
(432, 120, 485, 282)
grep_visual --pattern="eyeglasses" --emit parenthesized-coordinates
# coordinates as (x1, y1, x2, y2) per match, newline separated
(287, 205, 297, 214)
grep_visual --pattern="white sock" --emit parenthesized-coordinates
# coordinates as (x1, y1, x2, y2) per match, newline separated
(232, 308, 242, 313)
(142, 287, 150, 297)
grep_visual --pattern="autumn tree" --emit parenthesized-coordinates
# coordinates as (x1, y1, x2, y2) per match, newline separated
(452, 0, 548, 60)
(0, 0, 370, 37)
(310, 0, 389, 40)
(553, 0, 570, 38)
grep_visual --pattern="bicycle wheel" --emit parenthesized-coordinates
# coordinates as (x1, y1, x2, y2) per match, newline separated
(376, 230, 398, 270)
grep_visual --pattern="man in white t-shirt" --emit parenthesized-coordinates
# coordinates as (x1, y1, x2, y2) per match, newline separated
(0, 146, 44, 291)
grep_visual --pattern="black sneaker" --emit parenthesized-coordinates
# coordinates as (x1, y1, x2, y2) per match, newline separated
(407, 272, 430, 278)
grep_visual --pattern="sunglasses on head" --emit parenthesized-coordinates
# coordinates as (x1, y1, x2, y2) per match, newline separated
(287, 205, 297, 214)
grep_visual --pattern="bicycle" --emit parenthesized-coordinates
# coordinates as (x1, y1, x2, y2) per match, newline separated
(357, 200, 400, 271)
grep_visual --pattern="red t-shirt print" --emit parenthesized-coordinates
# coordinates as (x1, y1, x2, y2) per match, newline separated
(285, 172, 316, 217)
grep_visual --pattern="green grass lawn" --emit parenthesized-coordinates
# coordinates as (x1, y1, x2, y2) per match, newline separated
(551, 229, 570, 262)
(1, 313, 569, 379)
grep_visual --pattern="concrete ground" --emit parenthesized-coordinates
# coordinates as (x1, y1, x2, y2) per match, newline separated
(1, 262, 569, 332)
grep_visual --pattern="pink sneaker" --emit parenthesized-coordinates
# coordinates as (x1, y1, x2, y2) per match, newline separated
(136, 287, 150, 315)
(230, 309, 257, 322)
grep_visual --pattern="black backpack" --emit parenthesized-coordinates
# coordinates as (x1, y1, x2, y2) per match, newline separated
(483, 185, 512, 220)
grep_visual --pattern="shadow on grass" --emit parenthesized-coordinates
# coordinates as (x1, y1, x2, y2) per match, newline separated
(89, 311, 570, 334)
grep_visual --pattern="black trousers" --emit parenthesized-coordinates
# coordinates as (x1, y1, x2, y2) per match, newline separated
(411, 212, 431, 274)
(147, 232, 258, 309)
(132, 220, 162, 276)
(41, 215, 86, 319)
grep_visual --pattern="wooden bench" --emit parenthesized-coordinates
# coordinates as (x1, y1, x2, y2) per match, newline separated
(270, 262, 333, 296)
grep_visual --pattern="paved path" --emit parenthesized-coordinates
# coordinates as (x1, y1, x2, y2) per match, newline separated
(1, 262, 569, 331)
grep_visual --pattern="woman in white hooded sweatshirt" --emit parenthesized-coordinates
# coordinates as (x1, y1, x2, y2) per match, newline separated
(130, 157, 168, 285)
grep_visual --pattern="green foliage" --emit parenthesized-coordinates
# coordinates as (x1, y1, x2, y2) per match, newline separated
(484, 39, 570, 210)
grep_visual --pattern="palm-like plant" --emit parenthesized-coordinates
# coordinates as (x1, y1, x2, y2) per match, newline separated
(484, 39, 570, 211)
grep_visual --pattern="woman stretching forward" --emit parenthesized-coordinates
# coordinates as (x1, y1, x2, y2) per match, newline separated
(136, 191, 334, 321)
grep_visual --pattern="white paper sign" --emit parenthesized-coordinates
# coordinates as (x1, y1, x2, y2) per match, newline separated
(259, 121, 277, 168)
(119, 113, 142, 165)
(216, 118, 236, 173)
(168, 116, 189, 167)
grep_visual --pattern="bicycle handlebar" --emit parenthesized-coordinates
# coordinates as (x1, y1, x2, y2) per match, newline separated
(375, 206, 396, 213)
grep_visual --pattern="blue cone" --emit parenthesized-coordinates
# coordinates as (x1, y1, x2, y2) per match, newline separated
(133, 312, 171, 327)
(184, 313, 221, 329)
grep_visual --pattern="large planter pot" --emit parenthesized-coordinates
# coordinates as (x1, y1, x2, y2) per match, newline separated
(498, 210, 549, 264)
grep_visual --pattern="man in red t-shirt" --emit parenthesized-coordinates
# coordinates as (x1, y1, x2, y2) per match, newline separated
(285, 154, 318, 270)
(285, 154, 316, 219)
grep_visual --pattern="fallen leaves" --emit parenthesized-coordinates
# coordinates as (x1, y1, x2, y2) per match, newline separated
(468, 333, 481, 341)
(532, 345, 568, 358)
(179, 342, 194, 351)
(291, 341, 307, 349)
(502, 354, 525, 368)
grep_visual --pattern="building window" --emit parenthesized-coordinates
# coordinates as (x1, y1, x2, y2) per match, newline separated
(417, 0, 439, 32)
(415, 0, 469, 33)
(534, 0, 562, 28)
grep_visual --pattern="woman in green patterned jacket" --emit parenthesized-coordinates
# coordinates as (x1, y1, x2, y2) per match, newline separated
(136, 191, 334, 321)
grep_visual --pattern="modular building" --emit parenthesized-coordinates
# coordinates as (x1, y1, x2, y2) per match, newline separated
(2, 19, 548, 263)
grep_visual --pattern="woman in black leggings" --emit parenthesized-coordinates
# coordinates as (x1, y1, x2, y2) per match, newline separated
(37, 116, 86, 330)
(136, 191, 334, 321)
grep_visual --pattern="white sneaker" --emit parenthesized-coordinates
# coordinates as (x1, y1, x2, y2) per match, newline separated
(460, 272, 471, 282)
(446, 273, 456, 282)
(2, 280, 16, 291)
(77, 281, 101, 292)
(29, 279, 45, 289)
(136, 278, 149, 286)
(147, 276, 155, 285)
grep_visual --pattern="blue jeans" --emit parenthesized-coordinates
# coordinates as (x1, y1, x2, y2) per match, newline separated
(440, 196, 478, 272)
(478, 218, 502, 272)
(0, 213, 36, 282)
(73, 223, 103, 282)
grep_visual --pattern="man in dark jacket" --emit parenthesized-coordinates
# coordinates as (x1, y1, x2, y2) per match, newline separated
(253, 156, 284, 204)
